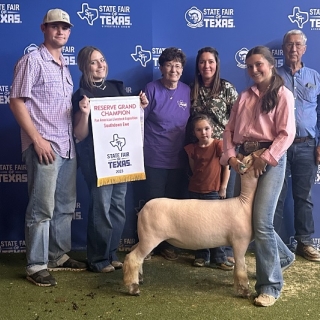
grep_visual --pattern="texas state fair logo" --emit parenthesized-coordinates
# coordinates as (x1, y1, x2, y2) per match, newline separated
(0, 163, 27, 183)
(23, 44, 77, 66)
(271, 48, 284, 68)
(0, 3, 21, 23)
(77, 2, 132, 28)
(235, 47, 248, 69)
(131, 45, 151, 67)
(0, 240, 26, 253)
(288, 7, 320, 30)
(185, 6, 235, 29)
(0, 85, 10, 105)
(24, 44, 38, 55)
(74, 202, 84, 221)
(131, 45, 166, 69)
(235, 47, 284, 69)
(315, 165, 320, 184)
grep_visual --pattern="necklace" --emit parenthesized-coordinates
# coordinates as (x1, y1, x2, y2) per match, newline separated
(163, 83, 178, 100)
(92, 79, 106, 90)
(168, 87, 177, 99)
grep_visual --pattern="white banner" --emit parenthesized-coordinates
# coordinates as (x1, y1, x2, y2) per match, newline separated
(90, 96, 145, 187)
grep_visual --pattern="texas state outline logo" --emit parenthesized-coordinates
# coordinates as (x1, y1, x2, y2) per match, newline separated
(131, 45, 152, 67)
(288, 7, 309, 29)
(77, 3, 99, 26)
(110, 134, 126, 151)
(77, 3, 132, 28)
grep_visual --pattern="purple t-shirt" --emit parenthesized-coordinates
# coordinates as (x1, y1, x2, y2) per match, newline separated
(144, 79, 190, 169)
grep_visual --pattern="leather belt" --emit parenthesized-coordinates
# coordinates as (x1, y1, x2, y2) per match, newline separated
(239, 141, 272, 156)
(293, 136, 313, 144)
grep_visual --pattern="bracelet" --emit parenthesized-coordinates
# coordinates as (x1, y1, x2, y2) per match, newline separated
(227, 157, 233, 165)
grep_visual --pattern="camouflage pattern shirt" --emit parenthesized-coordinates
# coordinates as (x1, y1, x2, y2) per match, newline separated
(190, 79, 238, 140)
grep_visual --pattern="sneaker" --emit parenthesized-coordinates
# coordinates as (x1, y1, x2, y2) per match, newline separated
(254, 293, 277, 307)
(160, 248, 178, 261)
(281, 255, 295, 273)
(227, 256, 235, 265)
(111, 261, 123, 269)
(48, 258, 87, 271)
(144, 252, 153, 261)
(26, 269, 57, 287)
(213, 260, 234, 271)
(296, 243, 320, 262)
(193, 259, 210, 267)
(100, 264, 115, 273)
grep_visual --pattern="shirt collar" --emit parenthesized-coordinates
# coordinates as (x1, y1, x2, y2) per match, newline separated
(250, 85, 260, 96)
(39, 43, 66, 67)
(283, 61, 305, 75)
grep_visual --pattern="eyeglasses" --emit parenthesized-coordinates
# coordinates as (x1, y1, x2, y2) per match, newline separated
(163, 63, 183, 70)
(284, 42, 305, 49)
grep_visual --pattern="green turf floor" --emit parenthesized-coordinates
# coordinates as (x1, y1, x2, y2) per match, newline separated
(1, 250, 320, 320)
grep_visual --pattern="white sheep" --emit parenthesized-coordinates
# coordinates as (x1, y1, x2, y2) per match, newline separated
(123, 150, 262, 297)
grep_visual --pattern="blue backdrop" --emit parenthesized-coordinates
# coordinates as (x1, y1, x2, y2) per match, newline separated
(1, 0, 320, 253)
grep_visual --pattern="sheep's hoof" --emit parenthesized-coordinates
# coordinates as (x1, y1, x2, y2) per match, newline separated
(139, 273, 144, 284)
(236, 285, 251, 298)
(128, 283, 140, 296)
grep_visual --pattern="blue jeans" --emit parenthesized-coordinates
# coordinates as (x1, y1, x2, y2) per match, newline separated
(77, 136, 127, 272)
(235, 154, 294, 298)
(274, 139, 317, 245)
(189, 191, 228, 263)
(225, 167, 236, 258)
(23, 145, 77, 275)
(226, 167, 236, 198)
(87, 183, 127, 271)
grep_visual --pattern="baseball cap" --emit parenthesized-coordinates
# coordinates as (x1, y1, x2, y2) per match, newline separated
(42, 9, 73, 27)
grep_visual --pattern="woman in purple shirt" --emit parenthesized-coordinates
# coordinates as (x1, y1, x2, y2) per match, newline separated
(143, 47, 190, 260)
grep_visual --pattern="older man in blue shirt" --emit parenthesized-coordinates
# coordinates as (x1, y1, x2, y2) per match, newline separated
(274, 29, 320, 262)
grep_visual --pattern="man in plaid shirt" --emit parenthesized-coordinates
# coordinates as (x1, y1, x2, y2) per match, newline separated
(10, 8, 87, 287)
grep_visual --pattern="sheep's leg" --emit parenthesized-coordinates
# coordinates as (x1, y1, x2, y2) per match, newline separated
(232, 243, 250, 297)
(123, 251, 142, 296)
(123, 241, 158, 295)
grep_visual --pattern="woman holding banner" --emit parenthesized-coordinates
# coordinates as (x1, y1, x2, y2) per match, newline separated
(72, 46, 148, 273)
(143, 47, 191, 261)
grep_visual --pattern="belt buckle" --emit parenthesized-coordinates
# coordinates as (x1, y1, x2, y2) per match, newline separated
(243, 141, 259, 154)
